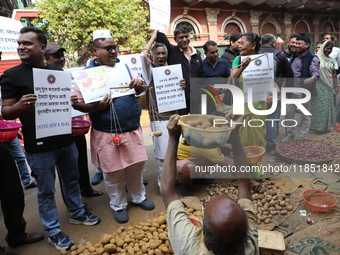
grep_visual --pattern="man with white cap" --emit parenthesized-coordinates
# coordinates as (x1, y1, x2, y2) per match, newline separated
(72, 29, 155, 223)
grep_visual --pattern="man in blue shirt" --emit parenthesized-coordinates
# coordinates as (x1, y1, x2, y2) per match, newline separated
(202, 40, 231, 78)
(201, 40, 231, 114)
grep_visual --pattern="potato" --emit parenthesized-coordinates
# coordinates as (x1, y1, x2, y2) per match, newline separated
(279, 201, 286, 207)
(270, 211, 278, 215)
(252, 193, 259, 200)
(158, 233, 167, 240)
(117, 239, 124, 247)
(96, 247, 105, 255)
(70, 245, 78, 251)
(101, 234, 113, 244)
(77, 246, 87, 253)
(154, 216, 166, 225)
(286, 204, 294, 211)
(128, 247, 135, 255)
(104, 244, 116, 253)
(154, 248, 163, 255)
(264, 218, 271, 224)
(280, 210, 287, 215)
(60, 250, 68, 255)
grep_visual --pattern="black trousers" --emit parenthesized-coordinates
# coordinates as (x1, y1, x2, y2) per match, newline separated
(74, 135, 93, 195)
(0, 143, 26, 246)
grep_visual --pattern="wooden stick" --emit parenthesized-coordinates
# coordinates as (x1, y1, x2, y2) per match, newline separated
(110, 85, 149, 89)
(231, 52, 268, 69)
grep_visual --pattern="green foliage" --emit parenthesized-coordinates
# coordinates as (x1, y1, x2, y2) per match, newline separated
(33, 0, 151, 65)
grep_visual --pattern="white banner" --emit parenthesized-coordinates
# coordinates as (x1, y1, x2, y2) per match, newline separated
(152, 64, 186, 113)
(149, 0, 171, 34)
(241, 53, 274, 103)
(33, 69, 72, 139)
(0, 17, 22, 52)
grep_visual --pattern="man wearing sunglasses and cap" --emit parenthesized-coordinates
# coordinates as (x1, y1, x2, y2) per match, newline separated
(72, 30, 155, 224)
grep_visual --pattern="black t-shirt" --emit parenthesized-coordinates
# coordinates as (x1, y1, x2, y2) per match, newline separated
(0, 62, 74, 153)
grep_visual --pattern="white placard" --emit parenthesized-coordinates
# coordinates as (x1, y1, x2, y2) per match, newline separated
(33, 69, 72, 139)
(72, 63, 135, 103)
(0, 17, 23, 52)
(152, 64, 186, 113)
(119, 54, 143, 77)
(149, 0, 171, 33)
(241, 53, 274, 103)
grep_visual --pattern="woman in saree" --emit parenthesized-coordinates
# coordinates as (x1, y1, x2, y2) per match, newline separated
(310, 40, 339, 132)
(230, 33, 265, 181)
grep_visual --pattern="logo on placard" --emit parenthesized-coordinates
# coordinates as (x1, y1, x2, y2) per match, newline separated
(164, 69, 171, 76)
(47, 74, 56, 84)
(131, 57, 137, 64)
(254, 59, 262, 66)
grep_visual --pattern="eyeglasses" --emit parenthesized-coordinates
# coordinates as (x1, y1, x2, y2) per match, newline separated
(96, 45, 117, 52)
(51, 53, 65, 59)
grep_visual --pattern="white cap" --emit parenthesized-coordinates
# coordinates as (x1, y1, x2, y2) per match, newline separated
(93, 30, 112, 40)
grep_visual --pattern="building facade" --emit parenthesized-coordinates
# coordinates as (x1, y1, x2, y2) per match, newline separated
(167, 0, 340, 50)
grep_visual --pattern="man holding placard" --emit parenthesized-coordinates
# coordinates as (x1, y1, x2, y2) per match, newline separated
(156, 26, 203, 114)
(0, 27, 100, 251)
(141, 30, 185, 188)
(72, 30, 155, 224)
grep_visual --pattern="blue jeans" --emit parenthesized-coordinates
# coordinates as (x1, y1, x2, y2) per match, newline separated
(26, 143, 85, 236)
(7, 137, 31, 186)
(266, 103, 281, 149)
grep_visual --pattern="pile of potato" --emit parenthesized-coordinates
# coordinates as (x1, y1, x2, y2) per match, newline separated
(186, 117, 229, 130)
(60, 213, 174, 255)
(314, 131, 340, 149)
(202, 180, 294, 225)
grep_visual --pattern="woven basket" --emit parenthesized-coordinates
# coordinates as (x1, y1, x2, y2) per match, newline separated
(302, 189, 337, 213)
(276, 139, 338, 165)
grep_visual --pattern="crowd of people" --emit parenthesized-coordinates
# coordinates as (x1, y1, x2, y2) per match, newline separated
(0, 24, 339, 255)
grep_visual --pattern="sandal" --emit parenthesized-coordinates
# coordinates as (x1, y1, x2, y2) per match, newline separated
(81, 190, 104, 197)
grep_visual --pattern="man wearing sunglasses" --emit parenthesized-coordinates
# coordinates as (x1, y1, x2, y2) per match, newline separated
(72, 30, 155, 224)
(44, 42, 103, 199)
(161, 114, 259, 255)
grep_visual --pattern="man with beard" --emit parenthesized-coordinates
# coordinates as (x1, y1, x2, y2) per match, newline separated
(221, 33, 242, 66)
(141, 31, 185, 188)
(281, 35, 320, 142)
(72, 30, 155, 224)
(282, 33, 300, 62)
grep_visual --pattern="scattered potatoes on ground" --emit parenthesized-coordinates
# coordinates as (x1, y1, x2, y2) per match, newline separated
(201, 180, 295, 225)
